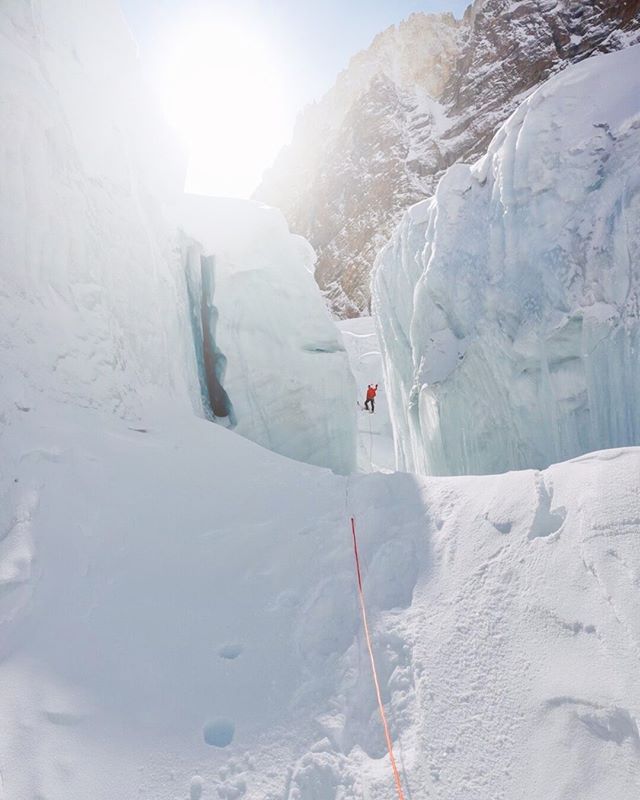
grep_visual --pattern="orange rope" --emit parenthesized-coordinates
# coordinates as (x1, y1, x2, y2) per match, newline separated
(350, 516, 406, 800)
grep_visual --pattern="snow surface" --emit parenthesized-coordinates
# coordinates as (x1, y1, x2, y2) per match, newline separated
(373, 45, 640, 476)
(338, 318, 395, 472)
(2, 400, 640, 799)
(178, 195, 356, 475)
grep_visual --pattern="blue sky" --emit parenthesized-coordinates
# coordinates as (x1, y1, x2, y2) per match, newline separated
(121, 0, 469, 111)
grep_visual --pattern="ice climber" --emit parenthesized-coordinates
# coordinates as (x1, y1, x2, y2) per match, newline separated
(364, 384, 378, 413)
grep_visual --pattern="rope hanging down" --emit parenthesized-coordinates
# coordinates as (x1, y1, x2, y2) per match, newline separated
(350, 516, 406, 800)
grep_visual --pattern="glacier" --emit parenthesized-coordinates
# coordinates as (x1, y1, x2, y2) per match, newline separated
(373, 45, 640, 476)
(0, 0, 197, 416)
(0, 0, 355, 474)
(1, 1, 640, 799)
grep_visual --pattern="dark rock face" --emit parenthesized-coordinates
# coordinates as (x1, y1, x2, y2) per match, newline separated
(443, 0, 640, 165)
(255, 0, 640, 317)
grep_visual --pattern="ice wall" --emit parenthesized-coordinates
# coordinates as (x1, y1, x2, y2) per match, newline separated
(373, 46, 640, 476)
(179, 196, 357, 474)
(0, 2, 356, 473)
(0, 0, 198, 417)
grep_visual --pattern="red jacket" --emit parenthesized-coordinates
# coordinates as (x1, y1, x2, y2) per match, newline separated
(366, 385, 377, 400)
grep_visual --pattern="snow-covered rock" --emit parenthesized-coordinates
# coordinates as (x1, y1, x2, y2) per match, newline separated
(373, 46, 640, 476)
(256, 0, 640, 316)
(0, 1, 356, 474)
(179, 196, 356, 474)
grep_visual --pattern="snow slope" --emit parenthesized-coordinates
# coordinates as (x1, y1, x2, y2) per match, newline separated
(179, 196, 356, 475)
(1, 401, 639, 799)
(338, 317, 394, 472)
(374, 45, 640, 476)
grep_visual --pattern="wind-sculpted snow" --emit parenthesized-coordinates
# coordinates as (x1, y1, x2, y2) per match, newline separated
(374, 46, 640, 476)
(179, 196, 357, 474)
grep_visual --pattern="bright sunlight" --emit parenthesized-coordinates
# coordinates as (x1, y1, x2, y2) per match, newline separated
(158, 13, 290, 198)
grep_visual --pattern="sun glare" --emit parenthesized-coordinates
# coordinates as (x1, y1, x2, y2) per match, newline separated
(159, 15, 290, 198)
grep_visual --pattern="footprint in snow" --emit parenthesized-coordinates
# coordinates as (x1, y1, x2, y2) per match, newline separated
(190, 775, 203, 800)
(203, 718, 235, 747)
(528, 474, 566, 539)
(218, 643, 243, 660)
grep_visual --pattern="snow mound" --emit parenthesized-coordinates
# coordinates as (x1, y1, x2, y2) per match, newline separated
(179, 195, 356, 474)
(373, 45, 640, 476)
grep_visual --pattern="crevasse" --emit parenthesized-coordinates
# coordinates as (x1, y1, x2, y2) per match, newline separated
(184, 244, 236, 425)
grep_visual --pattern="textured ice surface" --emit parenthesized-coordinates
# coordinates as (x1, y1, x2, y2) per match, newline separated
(373, 46, 640, 476)
(179, 196, 357, 474)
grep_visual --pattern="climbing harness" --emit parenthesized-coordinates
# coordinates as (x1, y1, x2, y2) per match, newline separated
(349, 516, 406, 800)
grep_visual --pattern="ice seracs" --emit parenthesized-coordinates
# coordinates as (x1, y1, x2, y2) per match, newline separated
(373, 45, 640, 476)
(179, 195, 357, 474)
